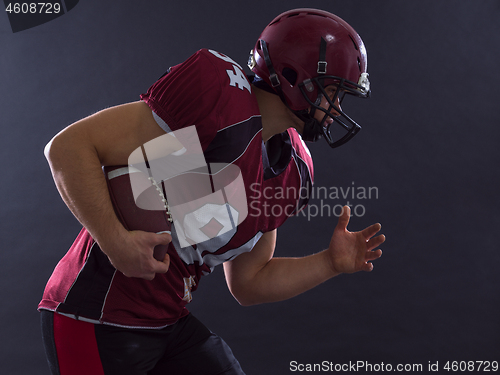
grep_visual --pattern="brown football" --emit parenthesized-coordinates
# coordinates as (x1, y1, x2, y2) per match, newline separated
(104, 165, 172, 261)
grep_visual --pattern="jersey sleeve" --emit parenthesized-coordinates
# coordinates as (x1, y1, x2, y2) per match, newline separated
(140, 50, 222, 149)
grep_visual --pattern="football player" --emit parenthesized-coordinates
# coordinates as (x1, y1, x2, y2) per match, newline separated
(39, 8, 384, 375)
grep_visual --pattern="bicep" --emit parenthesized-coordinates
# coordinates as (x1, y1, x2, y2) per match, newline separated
(48, 101, 167, 166)
(223, 229, 277, 294)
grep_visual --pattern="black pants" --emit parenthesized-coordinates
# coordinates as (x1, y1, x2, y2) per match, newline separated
(40, 310, 245, 375)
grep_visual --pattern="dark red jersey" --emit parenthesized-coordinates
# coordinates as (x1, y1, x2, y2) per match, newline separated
(39, 49, 314, 328)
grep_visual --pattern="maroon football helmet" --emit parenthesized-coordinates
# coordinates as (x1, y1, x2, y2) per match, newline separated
(249, 8, 370, 148)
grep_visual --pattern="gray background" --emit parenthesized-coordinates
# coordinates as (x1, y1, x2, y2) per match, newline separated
(1, 1, 499, 374)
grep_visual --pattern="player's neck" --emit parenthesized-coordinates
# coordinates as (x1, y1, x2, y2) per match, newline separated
(253, 85, 304, 142)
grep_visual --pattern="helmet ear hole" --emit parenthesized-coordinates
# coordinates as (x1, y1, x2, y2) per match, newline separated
(349, 34, 358, 51)
(282, 67, 298, 86)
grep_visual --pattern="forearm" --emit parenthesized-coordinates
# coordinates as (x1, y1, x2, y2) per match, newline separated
(45, 128, 126, 251)
(231, 250, 339, 306)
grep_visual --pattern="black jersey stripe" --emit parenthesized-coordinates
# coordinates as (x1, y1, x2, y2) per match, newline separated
(57, 242, 116, 321)
(204, 116, 262, 165)
(290, 147, 313, 213)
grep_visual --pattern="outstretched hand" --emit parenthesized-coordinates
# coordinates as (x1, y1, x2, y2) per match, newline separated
(327, 206, 384, 275)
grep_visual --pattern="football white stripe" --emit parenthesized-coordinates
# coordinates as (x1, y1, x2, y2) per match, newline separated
(107, 166, 143, 180)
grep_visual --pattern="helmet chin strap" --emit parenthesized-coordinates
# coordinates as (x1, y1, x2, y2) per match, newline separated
(294, 108, 324, 142)
(301, 118, 323, 142)
(300, 37, 329, 143)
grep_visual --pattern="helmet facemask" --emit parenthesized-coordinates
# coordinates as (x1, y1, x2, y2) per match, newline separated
(297, 74, 370, 148)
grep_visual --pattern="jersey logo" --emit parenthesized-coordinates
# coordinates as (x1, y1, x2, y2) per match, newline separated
(226, 65, 252, 93)
(182, 276, 196, 303)
(208, 49, 251, 93)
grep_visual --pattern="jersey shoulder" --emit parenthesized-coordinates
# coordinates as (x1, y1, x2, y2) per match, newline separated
(141, 49, 257, 149)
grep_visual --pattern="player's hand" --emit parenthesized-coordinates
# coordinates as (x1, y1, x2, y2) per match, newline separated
(104, 230, 172, 280)
(327, 206, 384, 275)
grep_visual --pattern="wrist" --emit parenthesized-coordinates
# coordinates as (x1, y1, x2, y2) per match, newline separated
(91, 220, 129, 257)
(321, 249, 342, 278)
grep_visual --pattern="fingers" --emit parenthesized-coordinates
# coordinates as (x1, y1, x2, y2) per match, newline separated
(336, 205, 351, 230)
(337, 208, 383, 242)
(129, 231, 172, 278)
(361, 255, 380, 273)
(361, 223, 382, 240)
(153, 253, 170, 274)
(139, 253, 170, 280)
(365, 248, 382, 261)
(151, 232, 171, 274)
(362, 246, 383, 273)
(362, 262, 374, 272)
(162, 253, 170, 268)
(155, 231, 172, 245)
(362, 231, 383, 273)
(362, 224, 384, 270)
(142, 273, 155, 281)
(366, 234, 385, 251)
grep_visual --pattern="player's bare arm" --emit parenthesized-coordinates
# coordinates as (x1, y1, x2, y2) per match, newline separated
(44, 101, 172, 279)
(223, 206, 384, 306)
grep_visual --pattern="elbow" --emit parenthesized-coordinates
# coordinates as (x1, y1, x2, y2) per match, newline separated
(44, 129, 68, 164)
(227, 283, 262, 307)
(44, 136, 62, 170)
(234, 296, 256, 307)
(44, 134, 70, 175)
(234, 296, 258, 307)
(44, 137, 56, 162)
(44, 127, 86, 168)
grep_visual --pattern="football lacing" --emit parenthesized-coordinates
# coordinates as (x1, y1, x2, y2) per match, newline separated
(148, 176, 173, 223)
